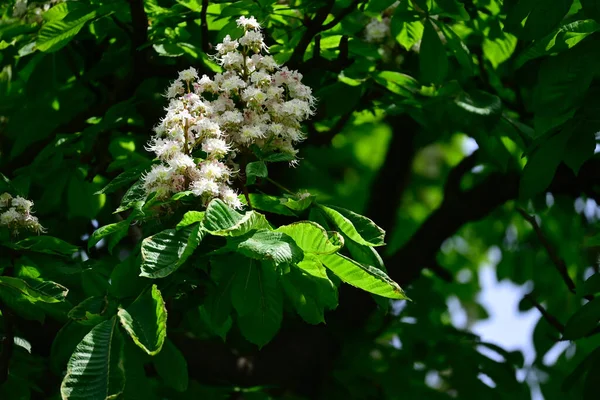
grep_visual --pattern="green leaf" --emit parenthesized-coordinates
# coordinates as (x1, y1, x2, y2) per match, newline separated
(563, 297, 600, 340)
(0, 276, 68, 303)
(204, 255, 239, 328)
(516, 20, 600, 67)
(88, 220, 130, 251)
(563, 130, 596, 175)
(440, 25, 473, 74)
(319, 253, 407, 299)
(435, 0, 469, 20)
(505, 0, 573, 41)
(51, 321, 92, 375)
(282, 266, 327, 324)
(206, 210, 272, 237)
(115, 180, 146, 213)
(176, 211, 205, 229)
(153, 339, 188, 392)
(483, 30, 517, 69)
(37, 7, 99, 53)
(9, 236, 78, 257)
(280, 195, 315, 212)
(68, 296, 114, 326)
(373, 71, 420, 97)
(419, 19, 448, 85)
(140, 224, 203, 278)
(242, 193, 297, 216)
(245, 161, 268, 185)
(118, 284, 167, 355)
(519, 130, 571, 200)
(60, 317, 125, 400)
(231, 257, 264, 316)
(202, 198, 243, 231)
(318, 205, 385, 246)
(276, 221, 343, 255)
(296, 254, 338, 310)
(390, 4, 424, 51)
(582, 273, 600, 296)
(235, 262, 283, 347)
(44, 2, 85, 21)
(533, 38, 598, 134)
(228, 229, 304, 266)
(95, 166, 148, 195)
(453, 90, 502, 130)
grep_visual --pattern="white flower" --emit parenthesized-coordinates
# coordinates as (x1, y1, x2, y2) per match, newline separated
(365, 18, 390, 43)
(168, 153, 196, 171)
(219, 110, 244, 125)
(178, 67, 199, 82)
(250, 70, 271, 86)
(199, 160, 230, 180)
(241, 87, 267, 106)
(220, 75, 246, 92)
(190, 178, 220, 197)
(143, 165, 173, 189)
(192, 119, 222, 138)
(239, 124, 265, 144)
(220, 185, 242, 209)
(12, 196, 33, 212)
(216, 35, 239, 54)
(236, 16, 261, 31)
(219, 52, 244, 69)
(239, 30, 268, 53)
(0, 193, 12, 208)
(0, 208, 21, 225)
(166, 81, 185, 98)
(146, 138, 182, 160)
(202, 138, 230, 158)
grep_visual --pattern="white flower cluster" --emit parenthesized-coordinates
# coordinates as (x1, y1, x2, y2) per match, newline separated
(0, 193, 44, 234)
(12, 0, 64, 23)
(143, 15, 316, 209)
(365, 18, 391, 43)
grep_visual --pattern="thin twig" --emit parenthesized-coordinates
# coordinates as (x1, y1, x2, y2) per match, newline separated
(524, 293, 564, 334)
(517, 208, 578, 295)
(265, 177, 294, 195)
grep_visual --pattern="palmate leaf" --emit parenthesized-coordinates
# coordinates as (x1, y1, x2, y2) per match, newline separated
(140, 223, 204, 278)
(282, 265, 332, 324)
(563, 297, 600, 340)
(60, 317, 125, 400)
(0, 276, 68, 303)
(68, 296, 115, 326)
(319, 253, 407, 300)
(37, 6, 100, 53)
(153, 339, 189, 392)
(276, 221, 342, 255)
(235, 261, 283, 347)
(228, 229, 304, 266)
(318, 205, 385, 246)
(118, 285, 167, 355)
(7, 236, 78, 257)
(88, 220, 130, 251)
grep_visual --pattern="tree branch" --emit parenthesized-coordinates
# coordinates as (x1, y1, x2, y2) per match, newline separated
(524, 293, 564, 334)
(517, 207, 579, 296)
(200, 0, 210, 53)
(321, 0, 361, 31)
(386, 156, 600, 286)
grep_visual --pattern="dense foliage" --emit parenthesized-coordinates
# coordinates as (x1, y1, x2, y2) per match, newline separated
(2, 0, 600, 399)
